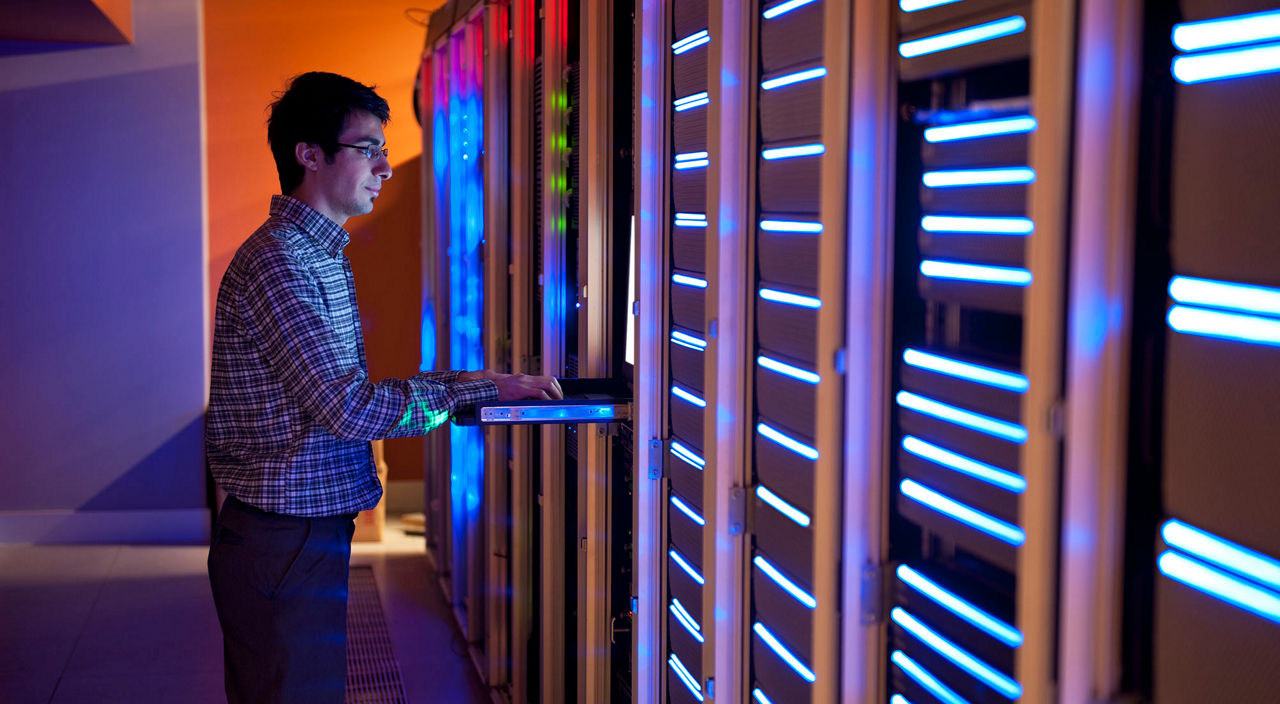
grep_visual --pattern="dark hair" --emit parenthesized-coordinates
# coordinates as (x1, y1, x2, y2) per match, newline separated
(266, 72, 390, 194)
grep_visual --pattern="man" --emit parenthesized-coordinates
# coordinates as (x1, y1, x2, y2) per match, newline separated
(206, 71, 561, 703)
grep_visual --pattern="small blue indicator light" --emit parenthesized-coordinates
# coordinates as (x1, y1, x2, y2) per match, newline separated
(1169, 275, 1280, 317)
(755, 485, 812, 527)
(922, 167, 1036, 188)
(672, 30, 710, 55)
(761, 67, 827, 90)
(897, 564, 1024, 646)
(757, 422, 819, 460)
(671, 384, 707, 408)
(899, 16, 1027, 58)
(1173, 42, 1280, 84)
(668, 652, 706, 701)
(669, 548, 705, 585)
(758, 355, 821, 384)
(895, 391, 1028, 443)
(669, 598, 705, 643)
(1162, 519, 1280, 592)
(1158, 550, 1280, 625)
(759, 287, 822, 308)
(921, 215, 1035, 235)
(672, 273, 709, 288)
(1167, 305, 1280, 347)
(670, 441, 706, 469)
(903, 348, 1028, 391)
(891, 607, 1022, 699)
(920, 260, 1033, 286)
(902, 436, 1027, 493)
(891, 650, 971, 704)
(1173, 9, 1280, 52)
(760, 219, 824, 233)
(753, 622, 816, 683)
(924, 116, 1037, 142)
(670, 495, 706, 526)
(900, 479, 1026, 546)
(763, 0, 819, 19)
(762, 143, 826, 160)
(754, 554, 817, 608)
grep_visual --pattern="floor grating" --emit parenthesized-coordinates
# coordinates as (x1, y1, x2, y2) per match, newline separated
(346, 565, 408, 704)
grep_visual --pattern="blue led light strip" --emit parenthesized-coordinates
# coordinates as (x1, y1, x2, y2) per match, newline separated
(899, 16, 1027, 58)
(669, 548, 706, 585)
(761, 67, 827, 90)
(674, 151, 710, 170)
(671, 330, 708, 350)
(752, 689, 775, 704)
(760, 219, 823, 233)
(754, 554, 817, 608)
(668, 653, 706, 701)
(902, 436, 1027, 493)
(1173, 42, 1280, 84)
(1167, 306, 1280, 347)
(1169, 275, 1280, 317)
(669, 598, 705, 643)
(1162, 519, 1280, 592)
(763, 0, 819, 19)
(762, 143, 826, 160)
(675, 212, 708, 228)
(900, 479, 1026, 546)
(920, 259, 1033, 286)
(672, 30, 710, 55)
(922, 167, 1036, 188)
(670, 495, 706, 526)
(900, 0, 966, 12)
(896, 390, 1028, 443)
(897, 564, 1024, 646)
(1158, 550, 1280, 625)
(921, 214, 1034, 235)
(903, 348, 1028, 391)
(671, 384, 707, 408)
(924, 116, 1037, 143)
(756, 485, 811, 527)
(672, 273, 709, 288)
(670, 440, 706, 469)
(757, 422, 819, 460)
(892, 607, 1022, 698)
(758, 355, 820, 384)
(753, 622, 817, 682)
(674, 92, 710, 111)
(1173, 9, 1280, 52)
(759, 287, 822, 308)
(891, 695, 916, 704)
(891, 650, 971, 704)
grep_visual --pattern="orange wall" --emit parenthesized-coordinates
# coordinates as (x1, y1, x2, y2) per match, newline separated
(205, 0, 445, 481)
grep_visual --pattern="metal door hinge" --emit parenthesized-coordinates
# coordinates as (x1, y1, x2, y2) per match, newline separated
(861, 562, 890, 625)
(728, 485, 747, 535)
(648, 438, 664, 479)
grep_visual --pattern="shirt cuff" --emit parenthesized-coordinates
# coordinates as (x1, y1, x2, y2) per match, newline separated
(447, 379, 499, 409)
(414, 369, 463, 384)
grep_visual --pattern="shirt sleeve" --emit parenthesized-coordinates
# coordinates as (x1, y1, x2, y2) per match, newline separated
(241, 241, 496, 440)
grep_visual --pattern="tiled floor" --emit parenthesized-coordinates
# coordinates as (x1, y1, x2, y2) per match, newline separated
(0, 517, 488, 704)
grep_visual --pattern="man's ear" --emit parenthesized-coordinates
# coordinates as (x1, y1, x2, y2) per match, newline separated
(295, 142, 320, 171)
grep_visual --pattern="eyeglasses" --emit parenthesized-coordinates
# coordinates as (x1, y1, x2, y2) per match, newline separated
(334, 143, 389, 161)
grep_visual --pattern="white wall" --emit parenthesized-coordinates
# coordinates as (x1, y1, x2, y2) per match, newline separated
(0, 0, 208, 542)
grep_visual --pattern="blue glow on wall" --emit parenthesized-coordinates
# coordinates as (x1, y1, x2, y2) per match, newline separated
(892, 608, 1022, 698)
(899, 16, 1027, 58)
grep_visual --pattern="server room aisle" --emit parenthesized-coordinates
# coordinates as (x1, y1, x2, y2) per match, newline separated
(0, 517, 489, 704)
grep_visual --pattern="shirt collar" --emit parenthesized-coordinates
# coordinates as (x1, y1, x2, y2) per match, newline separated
(269, 194, 351, 257)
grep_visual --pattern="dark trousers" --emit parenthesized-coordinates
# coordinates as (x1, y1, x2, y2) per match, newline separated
(208, 495, 356, 704)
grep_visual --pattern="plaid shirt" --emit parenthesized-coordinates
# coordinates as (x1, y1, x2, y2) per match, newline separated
(206, 195, 496, 517)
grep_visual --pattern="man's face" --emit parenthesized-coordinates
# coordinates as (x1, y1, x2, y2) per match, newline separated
(308, 109, 392, 224)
